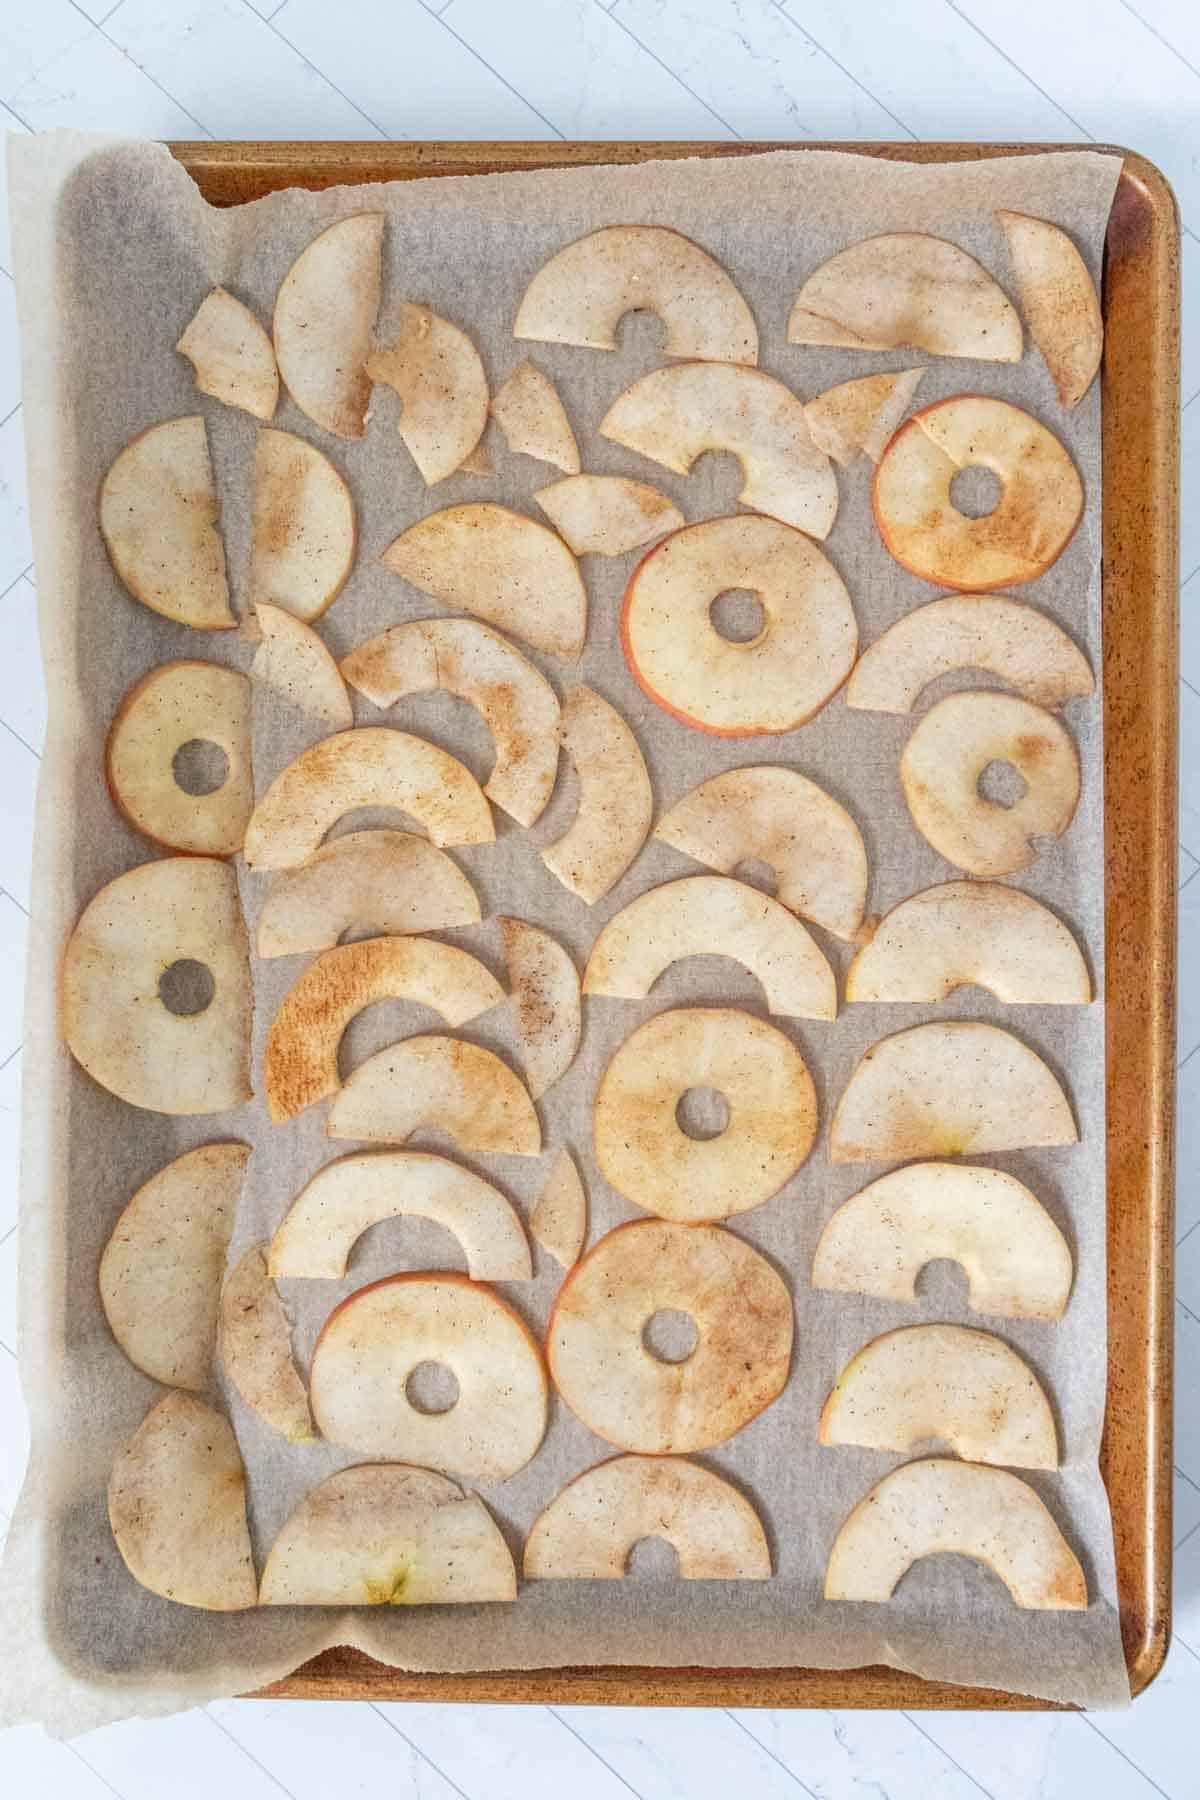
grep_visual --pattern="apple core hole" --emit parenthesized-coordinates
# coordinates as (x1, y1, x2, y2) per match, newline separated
(949, 465, 1003, 519)
(405, 1361, 460, 1415)
(172, 738, 230, 796)
(710, 589, 766, 644)
(158, 959, 215, 1017)
(676, 1086, 730, 1140)
(642, 1309, 699, 1364)
(625, 1536, 682, 1577)
(977, 759, 1028, 807)
(733, 857, 779, 898)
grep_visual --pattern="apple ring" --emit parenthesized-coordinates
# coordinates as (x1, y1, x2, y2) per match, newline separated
(106, 660, 252, 856)
(548, 1220, 793, 1453)
(872, 395, 1083, 589)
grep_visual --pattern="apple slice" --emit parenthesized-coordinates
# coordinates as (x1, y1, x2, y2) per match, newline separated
(500, 917, 581, 1100)
(601, 363, 837, 539)
(530, 1148, 587, 1270)
(328, 1035, 541, 1155)
(490, 361, 580, 473)
(460, 439, 494, 476)
(594, 1007, 816, 1223)
(269, 1150, 531, 1281)
(108, 1393, 256, 1610)
(514, 224, 758, 365)
(812, 1163, 1073, 1320)
(524, 1455, 770, 1580)
(340, 618, 560, 826)
(584, 875, 836, 1021)
(382, 504, 587, 659)
(100, 1143, 247, 1390)
(250, 428, 356, 624)
(788, 234, 1021, 360)
(830, 1021, 1077, 1164)
(273, 213, 384, 438)
(365, 303, 489, 484)
(99, 416, 234, 630)
(900, 691, 1080, 876)
(264, 936, 504, 1122)
(243, 728, 494, 869)
(63, 857, 251, 1115)
(847, 881, 1091, 1004)
(654, 766, 867, 941)
(310, 1272, 548, 1480)
(804, 368, 925, 466)
(998, 209, 1103, 409)
(256, 830, 480, 958)
(260, 1464, 516, 1606)
(622, 516, 857, 735)
(251, 604, 353, 729)
(219, 1246, 314, 1443)
(845, 594, 1094, 714)
(106, 659, 252, 857)
(873, 395, 1083, 589)
(176, 287, 278, 420)
(824, 1458, 1086, 1610)
(541, 685, 652, 904)
(534, 474, 684, 557)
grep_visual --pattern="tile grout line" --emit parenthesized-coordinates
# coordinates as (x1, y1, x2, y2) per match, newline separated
(597, 0, 745, 140)
(61, 0, 216, 140)
(0, 716, 39, 762)
(428, 8, 566, 138)
(368, 1702, 476, 1800)
(777, 1, 918, 138)
(0, 567, 35, 611)
(253, 1, 393, 138)
(942, 0, 1096, 140)
(1179, 1217, 1200, 1251)
(1, 885, 30, 920)
(1118, 0, 1200, 84)
(547, 1706, 648, 1799)
(203, 1709, 301, 1800)
(901, 1713, 996, 1798)
(68, 1742, 124, 1800)
(723, 1711, 819, 1797)
(1081, 1713, 1174, 1799)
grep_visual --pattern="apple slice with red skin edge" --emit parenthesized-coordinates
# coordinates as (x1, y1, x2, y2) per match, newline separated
(500, 917, 581, 1099)
(108, 1393, 256, 1610)
(260, 1464, 516, 1606)
(382, 504, 587, 660)
(804, 368, 925, 466)
(524, 1455, 770, 1580)
(250, 428, 356, 624)
(99, 416, 234, 630)
(490, 361, 580, 473)
(788, 234, 1021, 361)
(269, 1150, 531, 1282)
(541, 685, 652, 904)
(824, 1458, 1086, 1609)
(830, 1021, 1077, 1164)
(273, 213, 383, 438)
(106, 659, 252, 858)
(530, 1148, 587, 1270)
(255, 830, 480, 959)
(176, 287, 278, 421)
(219, 1245, 314, 1443)
(340, 618, 560, 827)
(327, 1034, 541, 1155)
(514, 224, 758, 365)
(309, 1272, 548, 1481)
(534, 474, 684, 557)
(622, 516, 857, 736)
(997, 210, 1102, 409)
(365, 303, 489, 484)
(251, 604, 352, 730)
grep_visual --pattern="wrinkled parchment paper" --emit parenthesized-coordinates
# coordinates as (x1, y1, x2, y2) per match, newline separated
(2, 134, 1126, 1731)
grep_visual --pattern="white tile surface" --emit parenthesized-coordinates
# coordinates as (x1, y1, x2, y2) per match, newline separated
(6, 25, 204, 137)
(730, 1707, 990, 1797)
(0, 575, 46, 756)
(208, 1696, 470, 1798)
(0, 1055, 23, 1241)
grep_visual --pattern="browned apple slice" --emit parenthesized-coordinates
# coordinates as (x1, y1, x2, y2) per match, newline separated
(593, 1007, 817, 1223)
(100, 1143, 248, 1390)
(525, 1455, 770, 1580)
(260, 1465, 516, 1605)
(514, 225, 758, 365)
(804, 368, 925, 466)
(365, 303, 489, 484)
(62, 857, 251, 1115)
(243, 728, 494, 869)
(873, 396, 1083, 589)
(382, 504, 587, 659)
(829, 1021, 1077, 1164)
(534, 474, 685, 557)
(541, 686, 652, 904)
(500, 917, 581, 1099)
(256, 830, 481, 958)
(654, 766, 867, 941)
(99, 417, 234, 629)
(250, 428, 356, 623)
(251, 604, 353, 729)
(328, 1035, 541, 1155)
(219, 1246, 314, 1443)
(340, 618, 560, 826)
(601, 364, 837, 539)
(825, 1459, 1086, 1609)
(108, 1393, 256, 1610)
(998, 210, 1103, 409)
(310, 1273, 548, 1480)
(530, 1148, 586, 1270)
(273, 213, 383, 438)
(788, 234, 1021, 360)
(264, 937, 504, 1121)
(490, 361, 580, 473)
(622, 516, 857, 735)
(106, 659, 252, 857)
(176, 287, 278, 421)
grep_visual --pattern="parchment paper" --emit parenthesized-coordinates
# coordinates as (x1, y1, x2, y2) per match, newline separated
(1, 133, 1126, 1731)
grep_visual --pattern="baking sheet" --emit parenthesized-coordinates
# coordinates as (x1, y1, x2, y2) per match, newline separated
(1, 132, 1126, 1730)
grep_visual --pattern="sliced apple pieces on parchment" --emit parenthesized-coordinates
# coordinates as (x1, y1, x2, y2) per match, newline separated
(273, 213, 384, 439)
(256, 830, 480, 958)
(250, 428, 356, 623)
(270, 1150, 531, 1282)
(490, 361, 580, 473)
(541, 685, 652, 904)
(998, 210, 1103, 409)
(251, 604, 353, 729)
(813, 1162, 1073, 1321)
(341, 617, 560, 827)
(176, 287, 278, 421)
(219, 1245, 314, 1443)
(534, 474, 684, 558)
(514, 224, 758, 365)
(328, 1035, 541, 1155)
(365, 303, 489, 484)
(260, 1464, 516, 1606)
(788, 234, 1022, 361)
(846, 594, 1094, 714)
(804, 368, 925, 466)
(530, 1147, 587, 1270)
(99, 416, 234, 630)
(108, 1393, 256, 1610)
(500, 917, 581, 1100)
(106, 659, 252, 857)
(264, 936, 504, 1122)
(829, 1021, 1077, 1164)
(825, 1458, 1086, 1610)
(525, 1455, 770, 1580)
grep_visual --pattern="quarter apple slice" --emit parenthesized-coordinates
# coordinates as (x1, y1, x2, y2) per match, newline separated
(365, 303, 489, 484)
(824, 1458, 1086, 1610)
(328, 1035, 541, 1155)
(829, 1021, 1077, 1164)
(788, 234, 1022, 360)
(804, 368, 925, 466)
(514, 224, 758, 365)
(106, 659, 252, 858)
(534, 474, 684, 557)
(273, 213, 384, 438)
(530, 1148, 587, 1270)
(251, 604, 353, 729)
(524, 1454, 770, 1580)
(541, 685, 652, 904)
(256, 830, 480, 958)
(176, 287, 278, 420)
(260, 1464, 516, 1605)
(219, 1246, 314, 1443)
(490, 361, 580, 473)
(997, 209, 1103, 409)
(99, 417, 234, 629)
(500, 917, 581, 1100)
(250, 428, 356, 623)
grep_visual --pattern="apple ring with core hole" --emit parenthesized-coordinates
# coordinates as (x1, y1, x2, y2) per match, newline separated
(106, 660, 252, 857)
